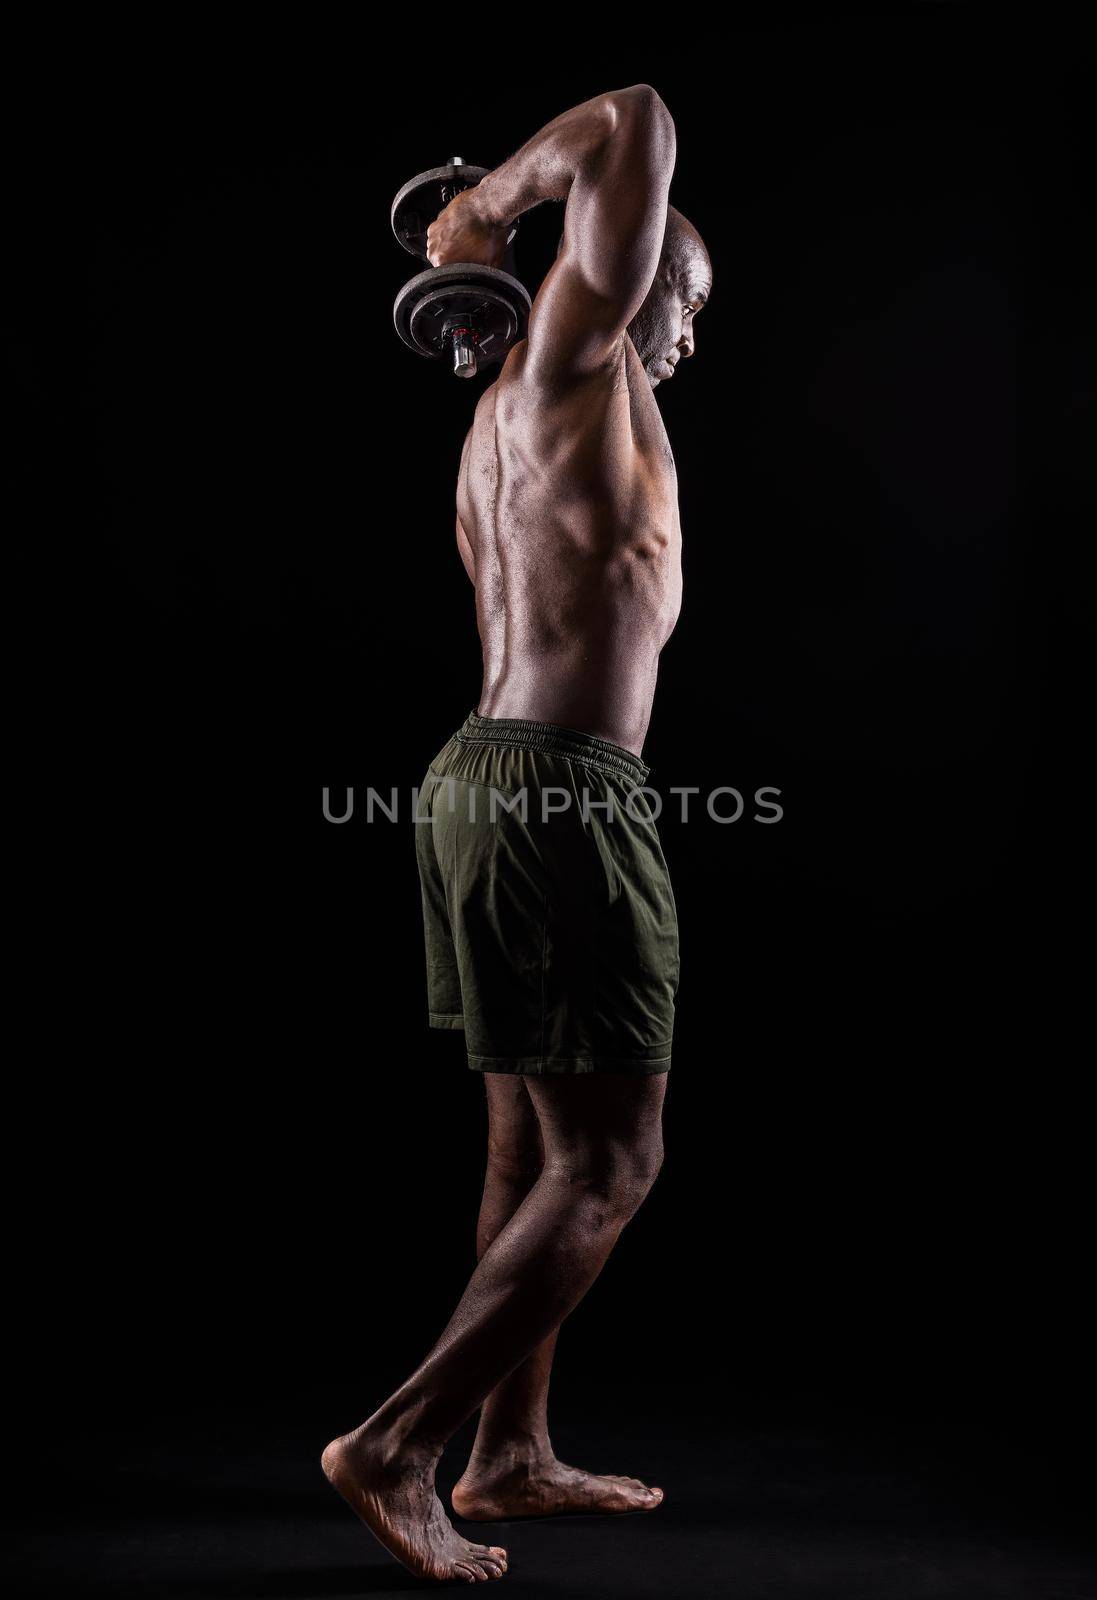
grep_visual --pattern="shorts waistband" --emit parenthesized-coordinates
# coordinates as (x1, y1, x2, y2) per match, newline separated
(454, 710, 650, 783)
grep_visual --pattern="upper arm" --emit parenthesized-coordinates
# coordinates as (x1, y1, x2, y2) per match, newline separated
(525, 85, 676, 384)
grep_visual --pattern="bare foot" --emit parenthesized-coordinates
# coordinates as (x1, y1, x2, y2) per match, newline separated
(451, 1455, 664, 1521)
(322, 1431, 508, 1583)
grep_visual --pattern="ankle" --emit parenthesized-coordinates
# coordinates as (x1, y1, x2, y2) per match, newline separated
(345, 1416, 443, 1478)
(464, 1431, 556, 1478)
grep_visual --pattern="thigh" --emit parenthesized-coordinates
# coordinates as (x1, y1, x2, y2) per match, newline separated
(524, 1073, 667, 1169)
(483, 1073, 544, 1170)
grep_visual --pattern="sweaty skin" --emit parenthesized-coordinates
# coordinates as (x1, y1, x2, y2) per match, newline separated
(322, 87, 710, 1581)
(437, 86, 712, 757)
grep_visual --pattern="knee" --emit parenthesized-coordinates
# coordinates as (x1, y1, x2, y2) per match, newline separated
(556, 1135, 664, 1222)
(485, 1136, 545, 1189)
(618, 1138, 665, 1213)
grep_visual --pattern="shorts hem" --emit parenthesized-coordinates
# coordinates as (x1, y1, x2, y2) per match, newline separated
(429, 1011, 466, 1030)
(467, 1051, 672, 1076)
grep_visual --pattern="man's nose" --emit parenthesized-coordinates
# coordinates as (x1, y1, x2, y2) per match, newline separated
(677, 330, 694, 358)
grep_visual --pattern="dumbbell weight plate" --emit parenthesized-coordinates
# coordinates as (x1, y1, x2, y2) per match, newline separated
(391, 163, 518, 259)
(393, 263, 532, 367)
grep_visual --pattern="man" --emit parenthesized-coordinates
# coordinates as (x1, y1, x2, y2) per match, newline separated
(323, 84, 710, 1583)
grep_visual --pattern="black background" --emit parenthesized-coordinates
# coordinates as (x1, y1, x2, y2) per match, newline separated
(15, 6, 1093, 1595)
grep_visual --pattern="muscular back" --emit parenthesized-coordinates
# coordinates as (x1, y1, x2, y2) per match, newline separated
(457, 337, 682, 757)
(432, 86, 685, 758)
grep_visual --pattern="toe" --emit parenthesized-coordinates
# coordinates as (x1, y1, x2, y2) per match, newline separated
(468, 1543, 507, 1575)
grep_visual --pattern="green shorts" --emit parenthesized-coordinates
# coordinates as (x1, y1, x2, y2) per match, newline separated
(415, 710, 679, 1075)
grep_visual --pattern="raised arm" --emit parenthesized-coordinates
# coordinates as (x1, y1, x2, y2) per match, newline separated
(426, 86, 675, 385)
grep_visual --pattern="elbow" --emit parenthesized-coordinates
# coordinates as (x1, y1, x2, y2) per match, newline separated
(605, 84, 675, 158)
(613, 84, 673, 127)
(619, 83, 671, 113)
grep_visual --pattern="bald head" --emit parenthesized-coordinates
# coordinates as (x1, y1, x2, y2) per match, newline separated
(663, 206, 710, 285)
(628, 205, 712, 388)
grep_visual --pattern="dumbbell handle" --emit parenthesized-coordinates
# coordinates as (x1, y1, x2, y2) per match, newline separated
(452, 339, 477, 378)
(392, 162, 518, 260)
(444, 319, 478, 379)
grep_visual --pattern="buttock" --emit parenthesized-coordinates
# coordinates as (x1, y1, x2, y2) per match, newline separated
(415, 710, 679, 1075)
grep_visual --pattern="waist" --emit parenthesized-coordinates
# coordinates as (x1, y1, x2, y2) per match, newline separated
(454, 710, 650, 784)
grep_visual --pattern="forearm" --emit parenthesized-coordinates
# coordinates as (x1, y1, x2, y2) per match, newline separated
(469, 85, 671, 230)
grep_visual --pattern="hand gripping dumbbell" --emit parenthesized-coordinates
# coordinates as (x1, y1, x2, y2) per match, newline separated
(391, 158, 532, 379)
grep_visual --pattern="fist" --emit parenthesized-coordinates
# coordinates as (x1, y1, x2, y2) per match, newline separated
(426, 188, 508, 269)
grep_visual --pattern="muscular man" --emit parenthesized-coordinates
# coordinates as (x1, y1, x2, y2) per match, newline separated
(323, 85, 710, 1584)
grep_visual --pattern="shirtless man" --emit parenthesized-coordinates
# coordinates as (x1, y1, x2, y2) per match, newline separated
(323, 85, 710, 1584)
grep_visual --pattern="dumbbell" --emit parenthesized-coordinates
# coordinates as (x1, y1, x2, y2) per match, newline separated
(391, 158, 531, 379)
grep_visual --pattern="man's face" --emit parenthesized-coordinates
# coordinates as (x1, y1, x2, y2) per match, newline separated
(628, 215, 712, 389)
